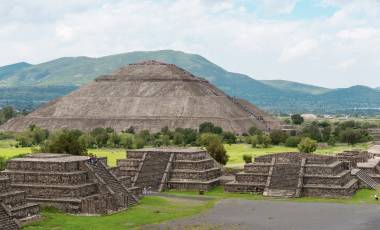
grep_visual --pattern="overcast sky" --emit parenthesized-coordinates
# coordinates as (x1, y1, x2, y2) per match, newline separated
(0, 0, 379, 88)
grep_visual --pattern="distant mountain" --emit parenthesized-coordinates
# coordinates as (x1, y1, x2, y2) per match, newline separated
(0, 62, 32, 81)
(260, 80, 332, 95)
(0, 50, 379, 115)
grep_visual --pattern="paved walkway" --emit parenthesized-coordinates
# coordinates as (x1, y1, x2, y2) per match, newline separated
(369, 145, 380, 154)
(148, 199, 380, 230)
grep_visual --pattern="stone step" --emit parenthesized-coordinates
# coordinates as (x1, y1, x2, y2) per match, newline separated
(167, 178, 220, 191)
(0, 191, 26, 207)
(354, 170, 379, 189)
(10, 203, 39, 220)
(0, 205, 19, 230)
(264, 189, 296, 197)
(11, 183, 98, 198)
(2, 170, 89, 185)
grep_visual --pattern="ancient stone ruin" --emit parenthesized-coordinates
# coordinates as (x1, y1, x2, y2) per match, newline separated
(225, 152, 364, 198)
(0, 175, 40, 230)
(2, 153, 139, 214)
(116, 148, 222, 192)
(0, 60, 281, 134)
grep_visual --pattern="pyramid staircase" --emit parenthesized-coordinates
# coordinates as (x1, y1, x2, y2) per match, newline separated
(86, 161, 138, 207)
(0, 204, 19, 230)
(117, 149, 221, 192)
(352, 169, 379, 189)
(263, 158, 303, 198)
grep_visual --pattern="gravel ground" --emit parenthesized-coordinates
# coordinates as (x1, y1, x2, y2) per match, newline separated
(148, 199, 380, 230)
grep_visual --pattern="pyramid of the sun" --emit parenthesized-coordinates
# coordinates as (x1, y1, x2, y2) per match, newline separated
(0, 61, 280, 134)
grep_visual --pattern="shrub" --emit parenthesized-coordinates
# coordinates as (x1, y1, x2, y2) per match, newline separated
(135, 137, 145, 149)
(298, 137, 317, 153)
(173, 132, 185, 146)
(223, 132, 237, 144)
(242, 154, 252, 163)
(291, 114, 304, 125)
(285, 136, 301, 147)
(270, 130, 288, 145)
(206, 138, 229, 165)
(40, 129, 87, 155)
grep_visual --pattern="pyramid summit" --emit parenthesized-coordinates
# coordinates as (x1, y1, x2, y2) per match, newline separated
(0, 61, 280, 134)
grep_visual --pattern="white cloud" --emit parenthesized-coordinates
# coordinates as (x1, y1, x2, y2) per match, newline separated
(0, 0, 379, 88)
(280, 39, 318, 62)
(336, 58, 356, 70)
(337, 28, 377, 40)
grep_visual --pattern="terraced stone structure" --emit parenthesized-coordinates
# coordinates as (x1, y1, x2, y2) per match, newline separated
(116, 148, 221, 192)
(2, 153, 139, 214)
(0, 60, 281, 134)
(0, 176, 40, 230)
(225, 152, 360, 198)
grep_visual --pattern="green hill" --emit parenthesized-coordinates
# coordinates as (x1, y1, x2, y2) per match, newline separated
(260, 80, 332, 95)
(0, 50, 379, 115)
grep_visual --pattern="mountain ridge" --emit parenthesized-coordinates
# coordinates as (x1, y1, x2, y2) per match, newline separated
(0, 50, 379, 115)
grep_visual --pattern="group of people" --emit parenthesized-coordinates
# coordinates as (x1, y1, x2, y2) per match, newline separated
(142, 187, 152, 195)
(88, 154, 98, 165)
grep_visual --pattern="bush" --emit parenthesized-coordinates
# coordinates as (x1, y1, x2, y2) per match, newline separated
(270, 130, 288, 145)
(206, 138, 229, 165)
(291, 114, 304, 125)
(40, 129, 87, 155)
(285, 136, 301, 147)
(173, 132, 185, 146)
(199, 122, 223, 134)
(242, 154, 252, 163)
(198, 133, 221, 147)
(120, 133, 134, 149)
(135, 137, 145, 149)
(223, 132, 237, 145)
(298, 137, 317, 153)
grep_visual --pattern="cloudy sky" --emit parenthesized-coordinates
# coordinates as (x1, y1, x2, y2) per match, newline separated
(1, 0, 379, 88)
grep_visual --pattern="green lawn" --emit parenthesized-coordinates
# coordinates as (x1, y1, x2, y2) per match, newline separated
(88, 148, 126, 167)
(23, 196, 215, 230)
(0, 139, 369, 168)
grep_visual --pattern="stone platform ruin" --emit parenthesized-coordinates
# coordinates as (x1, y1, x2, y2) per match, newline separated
(2, 153, 139, 214)
(116, 148, 222, 192)
(225, 152, 361, 198)
(0, 175, 40, 230)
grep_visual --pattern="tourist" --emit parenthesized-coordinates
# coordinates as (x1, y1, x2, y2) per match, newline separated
(143, 187, 147, 195)
(375, 194, 378, 201)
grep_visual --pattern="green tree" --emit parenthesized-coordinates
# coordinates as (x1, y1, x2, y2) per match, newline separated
(269, 130, 288, 145)
(298, 137, 317, 153)
(222, 132, 237, 145)
(173, 132, 184, 146)
(285, 136, 301, 147)
(206, 138, 229, 165)
(291, 114, 304, 125)
(40, 129, 87, 155)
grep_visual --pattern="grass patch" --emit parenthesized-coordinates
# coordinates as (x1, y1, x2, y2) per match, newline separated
(23, 196, 215, 230)
(88, 148, 126, 167)
(166, 186, 380, 205)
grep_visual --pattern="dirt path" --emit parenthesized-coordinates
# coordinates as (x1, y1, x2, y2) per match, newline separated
(148, 199, 380, 230)
(369, 145, 380, 154)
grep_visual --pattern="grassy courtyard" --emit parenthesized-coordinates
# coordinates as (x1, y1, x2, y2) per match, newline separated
(0, 139, 369, 167)
(23, 196, 215, 230)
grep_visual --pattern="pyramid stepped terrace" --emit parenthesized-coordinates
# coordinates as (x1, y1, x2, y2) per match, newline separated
(0, 61, 281, 134)
(0, 175, 40, 230)
(225, 152, 364, 198)
(116, 148, 222, 192)
(2, 153, 139, 214)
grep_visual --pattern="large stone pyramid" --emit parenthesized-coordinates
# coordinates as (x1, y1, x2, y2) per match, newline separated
(1, 61, 280, 134)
